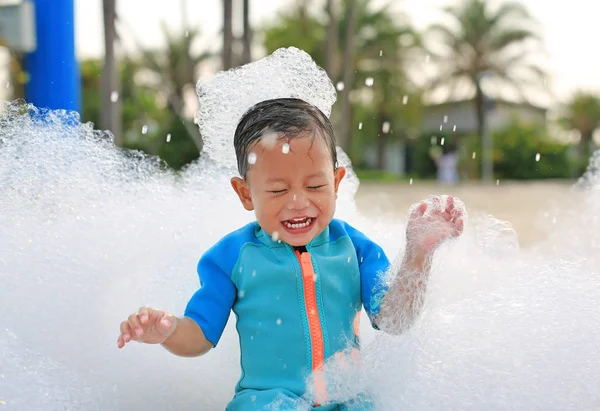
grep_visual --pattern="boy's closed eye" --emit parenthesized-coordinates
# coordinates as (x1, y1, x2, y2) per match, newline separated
(267, 185, 326, 194)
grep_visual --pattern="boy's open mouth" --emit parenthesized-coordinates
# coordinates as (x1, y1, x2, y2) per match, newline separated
(282, 217, 315, 232)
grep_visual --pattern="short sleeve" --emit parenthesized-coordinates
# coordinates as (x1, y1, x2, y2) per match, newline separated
(184, 243, 237, 347)
(344, 223, 391, 327)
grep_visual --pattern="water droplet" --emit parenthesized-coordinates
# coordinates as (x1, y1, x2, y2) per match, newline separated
(365, 77, 374, 87)
(439, 125, 443, 131)
(402, 95, 409, 105)
(377, 252, 381, 258)
(110, 91, 119, 102)
(382, 122, 390, 133)
(431, 136, 437, 145)
(453, 125, 457, 132)
(141, 125, 148, 135)
(282, 143, 290, 154)
(283, 364, 288, 369)
(472, 152, 477, 159)
(166, 133, 172, 142)
(379, 50, 383, 57)
(239, 266, 243, 273)
(248, 152, 257, 164)
(441, 137, 445, 146)
(443, 115, 448, 123)
(272, 231, 279, 242)
(238, 290, 246, 298)
(251, 395, 257, 402)
(358, 122, 363, 130)
(360, 257, 364, 263)
(252, 270, 256, 277)
(496, 179, 500, 186)
(276, 318, 282, 325)
(250, 335, 254, 340)
(535, 153, 541, 162)
(347, 256, 351, 263)
(409, 178, 413, 185)
(184, 30, 190, 37)
(5, 81, 9, 89)
(336, 81, 345, 91)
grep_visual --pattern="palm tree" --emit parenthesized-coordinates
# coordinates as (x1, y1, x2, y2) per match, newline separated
(262, 0, 419, 167)
(324, 0, 338, 79)
(427, 0, 547, 179)
(337, 0, 356, 152)
(101, 0, 122, 145)
(223, 0, 234, 69)
(120, 21, 213, 151)
(560, 92, 600, 167)
(241, 0, 252, 64)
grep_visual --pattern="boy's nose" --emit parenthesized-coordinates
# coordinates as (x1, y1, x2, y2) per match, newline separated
(286, 192, 310, 209)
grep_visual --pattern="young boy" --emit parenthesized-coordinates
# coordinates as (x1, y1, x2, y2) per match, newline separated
(117, 98, 464, 410)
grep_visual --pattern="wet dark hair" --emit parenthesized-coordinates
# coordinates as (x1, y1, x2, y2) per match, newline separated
(233, 98, 337, 178)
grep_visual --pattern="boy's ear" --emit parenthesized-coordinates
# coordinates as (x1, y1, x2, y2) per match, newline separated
(231, 177, 254, 211)
(333, 166, 346, 194)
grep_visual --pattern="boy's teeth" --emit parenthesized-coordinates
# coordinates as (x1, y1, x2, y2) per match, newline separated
(284, 218, 312, 229)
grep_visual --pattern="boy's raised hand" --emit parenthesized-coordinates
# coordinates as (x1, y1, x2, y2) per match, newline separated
(117, 306, 177, 349)
(406, 194, 464, 257)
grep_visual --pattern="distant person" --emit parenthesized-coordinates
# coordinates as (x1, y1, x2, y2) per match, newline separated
(117, 98, 465, 410)
(431, 142, 459, 185)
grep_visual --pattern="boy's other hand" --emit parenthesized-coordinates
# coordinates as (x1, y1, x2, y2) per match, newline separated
(406, 194, 464, 257)
(117, 306, 177, 349)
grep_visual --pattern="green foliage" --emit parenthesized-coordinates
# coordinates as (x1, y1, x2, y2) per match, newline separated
(80, 58, 198, 170)
(354, 168, 406, 181)
(462, 122, 574, 179)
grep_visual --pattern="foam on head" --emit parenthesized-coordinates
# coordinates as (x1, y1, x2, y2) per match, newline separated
(195, 47, 337, 171)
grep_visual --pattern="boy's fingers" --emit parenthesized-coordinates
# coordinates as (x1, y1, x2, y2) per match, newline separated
(127, 313, 143, 338)
(410, 202, 427, 219)
(138, 306, 149, 323)
(159, 314, 176, 337)
(119, 320, 131, 342)
(446, 195, 455, 214)
(117, 335, 124, 349)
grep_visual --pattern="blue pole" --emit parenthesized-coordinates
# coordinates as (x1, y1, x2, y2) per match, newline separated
(24, 0, 80, 113)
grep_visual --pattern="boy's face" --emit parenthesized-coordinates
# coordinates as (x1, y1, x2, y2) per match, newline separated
(231, 134, 345, 247)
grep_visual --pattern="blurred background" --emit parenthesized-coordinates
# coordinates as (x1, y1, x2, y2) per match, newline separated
(1, 0, 598, 246)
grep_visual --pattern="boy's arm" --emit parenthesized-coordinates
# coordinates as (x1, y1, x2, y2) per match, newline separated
(375, 251, 432, 334)
(375, 196, 463, 334)
(161, 316, 214, 357)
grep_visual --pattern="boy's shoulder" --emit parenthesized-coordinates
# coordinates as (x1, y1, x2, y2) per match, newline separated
(329, 218, 379, 248)
(199, 222, 259, 268)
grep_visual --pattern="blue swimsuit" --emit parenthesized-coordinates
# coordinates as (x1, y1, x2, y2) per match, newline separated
(184, 219, 391, 410)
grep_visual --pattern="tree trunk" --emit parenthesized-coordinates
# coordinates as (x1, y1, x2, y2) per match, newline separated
(475, 78, 493, 182)
(241, 0, 252, 65)
(376, 114, 387, 170)
(101, 0, 122, 145)
(222, 0, 234, 70)
(337, 0, 356, 152)
(580, 131, 593, 164)
(325, 0, 338, 80)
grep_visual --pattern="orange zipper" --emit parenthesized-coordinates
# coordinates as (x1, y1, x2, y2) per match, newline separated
(295, 250, 327, 405)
